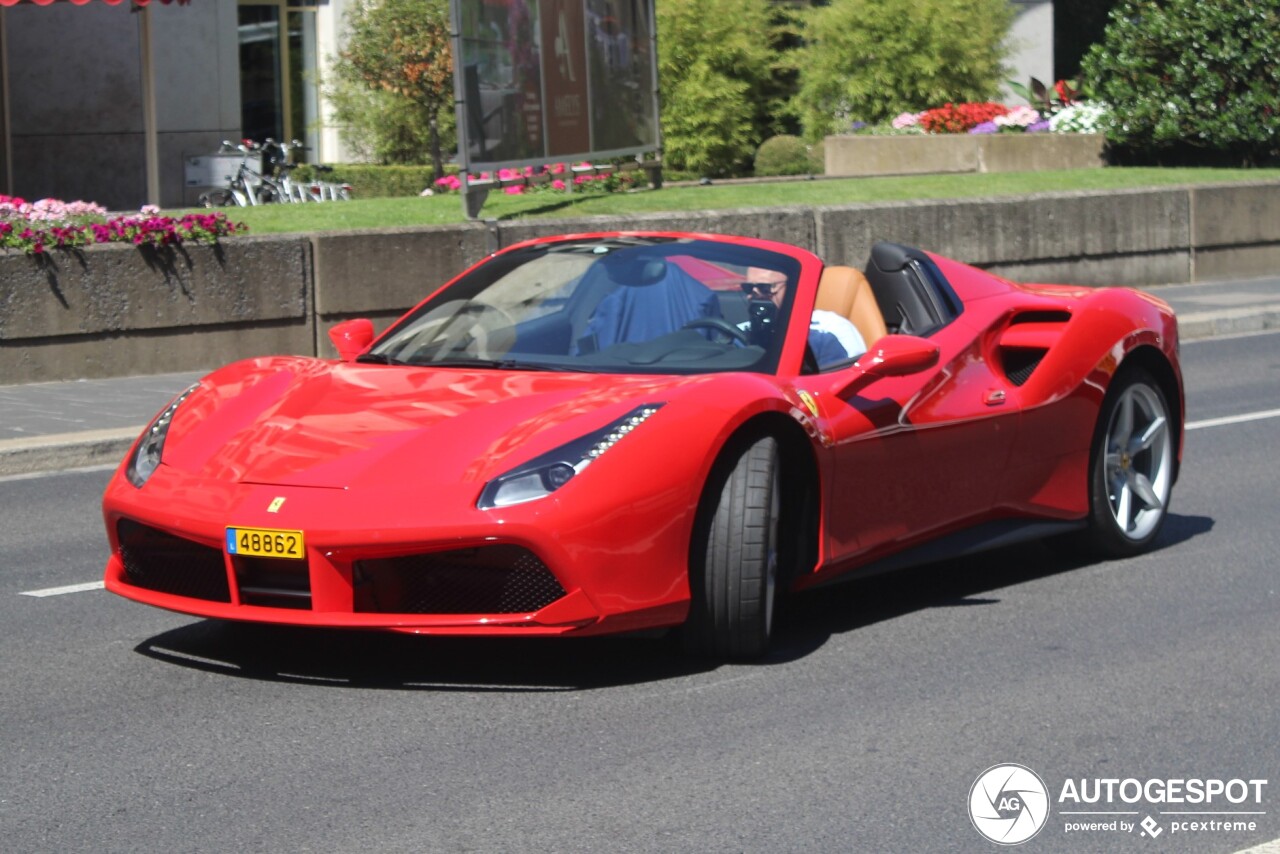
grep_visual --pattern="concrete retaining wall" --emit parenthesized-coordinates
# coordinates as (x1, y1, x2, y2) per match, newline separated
(2, 180, 1278, 383)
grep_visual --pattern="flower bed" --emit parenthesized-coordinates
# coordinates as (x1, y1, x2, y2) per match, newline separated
(1, 195, 245, 256)
(825, 83, 1109, 178)
(428, 162, 642, 196)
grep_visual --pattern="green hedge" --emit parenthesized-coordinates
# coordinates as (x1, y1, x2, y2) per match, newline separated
(1082, 0, 1280, 164)
(754, 135, 822, 176)
(289, 164, 454, 198)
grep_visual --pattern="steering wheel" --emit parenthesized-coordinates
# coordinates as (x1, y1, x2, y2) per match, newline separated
(432, 302, 517, 358)
(681, 317, 750, 345)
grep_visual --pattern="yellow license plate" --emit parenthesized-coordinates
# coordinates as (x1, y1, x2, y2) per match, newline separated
(226, 527, 305, 560)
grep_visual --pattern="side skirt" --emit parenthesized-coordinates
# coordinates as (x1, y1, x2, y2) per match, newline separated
(803, 518, 1087, 590)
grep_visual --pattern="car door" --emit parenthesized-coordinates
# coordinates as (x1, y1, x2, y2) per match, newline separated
(801, 318, 1021, 569)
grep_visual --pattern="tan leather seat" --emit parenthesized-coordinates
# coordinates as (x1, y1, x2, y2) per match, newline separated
(815, 266, 888, 347)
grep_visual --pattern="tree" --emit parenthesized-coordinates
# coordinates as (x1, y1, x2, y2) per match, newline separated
(1081, 0, 1280, 163)
(340, 0, 452, 176)
(792, 0, 1014, 140)
(657, 0, 782, 176)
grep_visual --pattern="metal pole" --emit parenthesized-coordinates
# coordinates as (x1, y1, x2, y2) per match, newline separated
(0, 7, 13, 196)
(139, 3, 160, 206)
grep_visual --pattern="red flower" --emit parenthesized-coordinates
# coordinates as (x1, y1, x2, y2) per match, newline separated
(920, 102, 1010, 134)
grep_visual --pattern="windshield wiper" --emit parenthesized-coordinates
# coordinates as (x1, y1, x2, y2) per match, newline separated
(354, 352, 410, 366)
(424, 358, 565, 372)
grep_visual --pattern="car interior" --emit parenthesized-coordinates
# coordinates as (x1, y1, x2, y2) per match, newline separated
(377, 239, 963, 374)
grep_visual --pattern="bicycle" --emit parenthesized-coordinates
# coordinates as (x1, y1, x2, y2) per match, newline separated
(262, 139, 353, 203)
(198, 139, 353, 207)
(198, 140, 281, 208)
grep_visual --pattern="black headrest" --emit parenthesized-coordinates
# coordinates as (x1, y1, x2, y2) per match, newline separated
(869, 241, 922, 273)
(602, 253, 667, 286)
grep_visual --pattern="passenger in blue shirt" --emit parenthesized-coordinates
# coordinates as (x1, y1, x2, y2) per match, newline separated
(743, 269, 867, 368)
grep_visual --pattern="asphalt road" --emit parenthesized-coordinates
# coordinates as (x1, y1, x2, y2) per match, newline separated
(2, 331, 1279, 853)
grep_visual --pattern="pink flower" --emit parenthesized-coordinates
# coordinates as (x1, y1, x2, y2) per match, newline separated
(892, 111, 923, 129)
(552, 179, 566, 190)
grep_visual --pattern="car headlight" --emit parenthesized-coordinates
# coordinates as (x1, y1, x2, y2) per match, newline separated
(127, 384, 198, 488)
(478, 404, 664, 509)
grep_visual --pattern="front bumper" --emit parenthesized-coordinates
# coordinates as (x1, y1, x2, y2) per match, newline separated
(102, 465, 691, 636)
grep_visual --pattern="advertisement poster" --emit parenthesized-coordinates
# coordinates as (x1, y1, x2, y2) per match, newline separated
(584, 0, 657, 153)
(453, 0, 658, 170)
(458, 0, 545, 163)
(539, 0, 591, 156)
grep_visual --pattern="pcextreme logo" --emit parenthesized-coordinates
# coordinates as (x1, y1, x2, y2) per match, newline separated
(968, 765, 1269, 845)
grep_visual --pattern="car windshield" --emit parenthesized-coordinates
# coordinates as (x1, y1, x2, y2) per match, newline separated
(364, 236, 803, 375)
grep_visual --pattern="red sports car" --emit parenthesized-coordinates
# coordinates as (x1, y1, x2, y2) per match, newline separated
(103, 232, 1183, 658)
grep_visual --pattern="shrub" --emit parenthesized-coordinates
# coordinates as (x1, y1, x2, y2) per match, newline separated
(1081, 0, 1280, 162)
(658, 0, 781, 176)
(753, 135, 821, 176)
(290, 164, 449, 198)
(793, 0, 1014, 140)
(325, 85, 456, 167)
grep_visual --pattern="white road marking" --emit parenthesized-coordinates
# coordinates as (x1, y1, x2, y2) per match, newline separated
(1182, 327, 1280, 343)
(1187, 407, 1280, 431)
(20, 581, 105, 598)
(12, 409, 1280, 601)
(0, 463, 117, 484)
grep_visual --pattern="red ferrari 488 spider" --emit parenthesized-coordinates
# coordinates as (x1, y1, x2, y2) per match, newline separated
(103, 232, 1183, 658)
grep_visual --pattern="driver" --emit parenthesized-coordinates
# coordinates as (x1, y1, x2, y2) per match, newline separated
(743, 267, 867, 367)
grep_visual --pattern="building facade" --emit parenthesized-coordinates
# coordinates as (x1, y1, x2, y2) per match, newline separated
(0, 0, 1052, 210)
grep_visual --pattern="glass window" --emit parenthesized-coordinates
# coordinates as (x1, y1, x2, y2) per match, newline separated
(239, 2, 320, 153)
(365, 237, 803, 376)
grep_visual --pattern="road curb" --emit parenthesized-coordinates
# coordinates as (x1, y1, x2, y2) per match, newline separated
(0, 427, 138, 477)
(1178, 307, 1280, 340)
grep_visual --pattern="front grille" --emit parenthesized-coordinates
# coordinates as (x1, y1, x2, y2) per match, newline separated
(117, 519, 231, 602)
(234, 556, 312, 610)
(353, 545, 566, 615)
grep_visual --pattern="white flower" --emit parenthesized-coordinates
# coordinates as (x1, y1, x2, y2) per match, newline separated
(1050, 103, 1109, 133)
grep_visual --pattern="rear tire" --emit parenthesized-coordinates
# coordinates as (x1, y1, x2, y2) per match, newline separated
(1072, 367, 1174, 557)
(684, 435, 780, 660)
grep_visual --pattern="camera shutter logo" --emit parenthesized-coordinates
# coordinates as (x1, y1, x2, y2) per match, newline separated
(969, 763, 1050, 845)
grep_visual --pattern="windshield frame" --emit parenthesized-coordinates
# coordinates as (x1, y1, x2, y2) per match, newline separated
(365, 234, 818, 377)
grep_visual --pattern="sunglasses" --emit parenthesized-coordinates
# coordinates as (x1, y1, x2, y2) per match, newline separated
(741, 280, 784, 297)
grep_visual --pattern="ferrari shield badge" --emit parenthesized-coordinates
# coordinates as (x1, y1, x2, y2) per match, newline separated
(267, 497, 286, 513)
(797, 390, 820, 419)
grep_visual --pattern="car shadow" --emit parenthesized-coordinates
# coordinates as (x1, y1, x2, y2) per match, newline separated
(133, 513, 1214, 689)
(765, 512, 1215, 663)
(133, 621, 712, 692)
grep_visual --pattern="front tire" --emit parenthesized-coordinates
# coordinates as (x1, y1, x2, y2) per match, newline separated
(1076, 367, 1174, 557)
(684, 435, 780, 660)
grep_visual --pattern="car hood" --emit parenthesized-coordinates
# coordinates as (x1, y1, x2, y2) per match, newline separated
(161, 358, 701, 490)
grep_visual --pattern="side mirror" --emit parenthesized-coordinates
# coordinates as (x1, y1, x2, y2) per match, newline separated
(857, 334, 940, 377)
(836, 334, 940, 397)
(328, 318, 375, 361)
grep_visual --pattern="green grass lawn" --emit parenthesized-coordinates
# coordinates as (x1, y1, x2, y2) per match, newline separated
(204, 167, 1280, 235)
